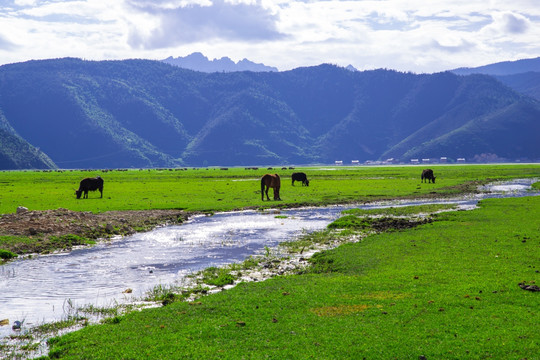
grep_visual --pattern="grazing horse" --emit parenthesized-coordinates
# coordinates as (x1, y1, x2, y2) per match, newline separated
(421, 169, 436, 183)
(291, 172, 309, 186)
(261, 174, 281, 201)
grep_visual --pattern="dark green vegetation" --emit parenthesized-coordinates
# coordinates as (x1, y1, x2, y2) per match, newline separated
(0, 234, 96, 258)
(41, 194, 540, 359)
(0, 248, 16, 260)
(450, 57, 540, 100)
(497, 72, 540, 101)
(0, 127, 56, 170)
(1, 58, 540, 169)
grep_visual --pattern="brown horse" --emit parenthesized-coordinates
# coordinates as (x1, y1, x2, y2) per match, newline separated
(261, 174, 281, 201)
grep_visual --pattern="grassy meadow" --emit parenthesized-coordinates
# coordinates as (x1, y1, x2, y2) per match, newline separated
(0, 164, 539, 214)
(0, 164, 539, 359)
(43, 193, 540, 359)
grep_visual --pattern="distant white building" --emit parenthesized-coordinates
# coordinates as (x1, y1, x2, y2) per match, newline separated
(422, 158, 430, 163)
(457, 158, 466, 163)
(440, 157, 448, 163)
(351, 160, 359, 165)
(411, 159, 419, 164)
(335, 160, 343, 165)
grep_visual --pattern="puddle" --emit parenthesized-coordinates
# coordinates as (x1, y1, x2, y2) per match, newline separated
(0, 178, 538, 343)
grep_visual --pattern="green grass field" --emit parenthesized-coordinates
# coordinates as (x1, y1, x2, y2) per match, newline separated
(0, 164, 538, 359)
(42, 195, 540, 359)
(0, 164, 538, 214)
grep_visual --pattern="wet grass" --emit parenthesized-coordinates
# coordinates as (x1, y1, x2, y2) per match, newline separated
(343, 203, 458, 216)
(280, 229, 344, 254)
(0, 234, 96, 257)
(144, 256, 266, 306)
(40, 195, 539, 359)
(32, 317, 87, 336)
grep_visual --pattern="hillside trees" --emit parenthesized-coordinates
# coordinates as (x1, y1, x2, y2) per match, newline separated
(0, 58, 539, 169)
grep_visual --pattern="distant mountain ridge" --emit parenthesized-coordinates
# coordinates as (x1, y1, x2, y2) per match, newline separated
(0, 58, 538, 170)
(450, 56, 540, 101)
(451, 56, 540, 76)
(162, 52, 278, 73)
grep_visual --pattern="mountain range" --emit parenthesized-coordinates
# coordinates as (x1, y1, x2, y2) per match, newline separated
(162, 52, 278, 73)
(0, 57, 539, 169)
(450, 57, 540, 76)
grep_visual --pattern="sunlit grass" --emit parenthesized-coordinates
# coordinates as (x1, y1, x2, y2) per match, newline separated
(2, 165, 539, 359)
(0, 164, 538, 214)
(43, 195, 539, 359)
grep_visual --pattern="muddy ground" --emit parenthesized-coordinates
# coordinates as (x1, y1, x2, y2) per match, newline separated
(0, 208, 193, 255)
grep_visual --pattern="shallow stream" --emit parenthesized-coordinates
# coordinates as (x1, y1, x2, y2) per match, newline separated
(0, 178, 538, 340)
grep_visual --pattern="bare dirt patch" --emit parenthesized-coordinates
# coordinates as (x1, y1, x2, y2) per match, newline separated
(0, 208, 192, 255)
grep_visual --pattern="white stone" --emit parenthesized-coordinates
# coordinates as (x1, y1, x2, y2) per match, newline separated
(16, 206, 28, 214)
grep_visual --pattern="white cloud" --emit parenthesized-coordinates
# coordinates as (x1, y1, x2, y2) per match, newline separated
(489, 11, 531, 35)
(0, 0, 539, 72)
(125, 0, 284, 49)
(17, 0, 119, 22)
(14, 0, 37, 6)
(0, 34, 17, 51)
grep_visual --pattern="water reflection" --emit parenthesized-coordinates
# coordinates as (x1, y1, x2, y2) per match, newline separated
(0, 178, 538, 339)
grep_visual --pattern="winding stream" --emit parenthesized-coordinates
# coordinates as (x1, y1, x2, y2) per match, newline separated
(0, 178, 538, 341)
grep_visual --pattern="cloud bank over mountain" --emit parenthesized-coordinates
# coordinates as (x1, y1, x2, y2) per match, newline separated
(1, 0, 539, 73)
(126, 0, 285, 49)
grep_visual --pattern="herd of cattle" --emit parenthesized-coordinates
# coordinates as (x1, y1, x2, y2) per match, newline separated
(75, 169, 436, 201)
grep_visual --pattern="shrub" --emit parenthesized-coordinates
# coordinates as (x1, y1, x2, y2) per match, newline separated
(0, 249, 17, 260)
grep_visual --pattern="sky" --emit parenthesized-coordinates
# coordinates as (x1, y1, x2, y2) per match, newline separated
(1, 0, 539, 73)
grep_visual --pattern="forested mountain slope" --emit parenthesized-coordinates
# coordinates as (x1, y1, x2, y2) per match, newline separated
(0, 58, 538, 169)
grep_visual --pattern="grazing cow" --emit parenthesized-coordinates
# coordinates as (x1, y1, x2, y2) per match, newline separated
(261, 174, 281, 201)
(291, 172, 309, 186)
(75, 176, 104, 199)
(421, 169, 436, 183)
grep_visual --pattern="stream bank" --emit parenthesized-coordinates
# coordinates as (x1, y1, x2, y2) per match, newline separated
(0, 178, 538, 358)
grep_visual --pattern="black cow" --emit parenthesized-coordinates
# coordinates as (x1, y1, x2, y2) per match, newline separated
(75, 176, 104, 199)
(291, 172, 309, 186)
(421, 169, 436, 183)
